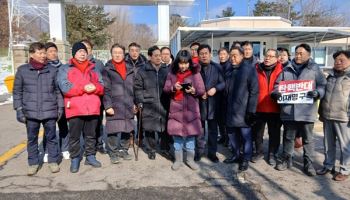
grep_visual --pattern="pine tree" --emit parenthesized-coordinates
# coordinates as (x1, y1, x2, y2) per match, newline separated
(65, 5, 115, 49)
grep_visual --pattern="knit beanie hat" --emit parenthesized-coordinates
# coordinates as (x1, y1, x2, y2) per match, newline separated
(72, 42, 87, 57)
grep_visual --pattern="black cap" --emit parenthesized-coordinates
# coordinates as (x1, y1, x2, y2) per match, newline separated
(72, 42, 87, 57)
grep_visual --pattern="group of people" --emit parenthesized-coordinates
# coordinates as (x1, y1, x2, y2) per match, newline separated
(13, 39, 350, 182)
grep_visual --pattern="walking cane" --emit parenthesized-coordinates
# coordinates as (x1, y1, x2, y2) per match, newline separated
(133, 103, 143, 161)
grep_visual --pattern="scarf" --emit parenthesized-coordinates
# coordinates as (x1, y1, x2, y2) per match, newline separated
(192, 57, 199, 64)
(112, 60, 127, 80)
(29, 58, 46, 70)
(48, 59, 62, 68)
(174, 70, 192, 101)
(71, 58, 89, 73)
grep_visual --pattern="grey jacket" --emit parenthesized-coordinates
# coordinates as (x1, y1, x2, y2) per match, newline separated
(274, 59, 326, 122)
(319, 67, 350, 122)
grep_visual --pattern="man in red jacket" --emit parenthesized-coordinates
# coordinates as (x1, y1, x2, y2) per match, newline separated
(57, 42, 104, 173)
(251, 49, 283, 166)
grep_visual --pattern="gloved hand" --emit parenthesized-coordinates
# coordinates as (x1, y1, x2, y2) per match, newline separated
(245, 112, 257, 126)
(57, 107, 64, 121)
(307, 90, 319, 99)
(16, 107, 26, 124)
(270, 92, 282, 101)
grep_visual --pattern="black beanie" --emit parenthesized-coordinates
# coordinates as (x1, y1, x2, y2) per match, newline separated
(72, 42, 87, 57)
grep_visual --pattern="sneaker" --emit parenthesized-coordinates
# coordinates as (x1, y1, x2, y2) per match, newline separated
(268, 154, 277, 166)
(276, 157, 292, 171)
(62, 151, 70, 160)
(118, 150, 133, 160)
(48, 163, 60, 173)
(239, 160, 249, 171)
(27, 165, 39, 176)
(43, 153, 48, 163)
(110, 155, 121, 164)
(207, 154, 219, 163)
(251, 153, 264, 163)
(304, 166, 316, 176)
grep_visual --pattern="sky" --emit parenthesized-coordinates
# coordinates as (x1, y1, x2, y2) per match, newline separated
(123, 0, 350, 25)
(102, 0, 350, 36)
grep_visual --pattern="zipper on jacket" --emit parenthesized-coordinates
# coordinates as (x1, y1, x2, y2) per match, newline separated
(37, 70, 41, 119)
(156, 70, 160, 123)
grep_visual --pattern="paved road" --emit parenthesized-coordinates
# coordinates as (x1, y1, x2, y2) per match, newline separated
(0, 104, 349, 200)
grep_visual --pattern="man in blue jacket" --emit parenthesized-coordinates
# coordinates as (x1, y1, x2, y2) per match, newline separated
(13, 42, 63, 175)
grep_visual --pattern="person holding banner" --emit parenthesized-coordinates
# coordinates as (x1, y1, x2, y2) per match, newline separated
(251, 49, 283, 166)
(317, 50, 350, 181)
(272, 43, 326, 176)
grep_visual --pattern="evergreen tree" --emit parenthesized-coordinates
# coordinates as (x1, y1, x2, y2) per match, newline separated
(65, 5, 115, 48)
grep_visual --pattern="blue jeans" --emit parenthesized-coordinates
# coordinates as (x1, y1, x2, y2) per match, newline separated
(227, 127, 252, 161)
(26, 118, 59, 165)
(173, 136, 195, 151)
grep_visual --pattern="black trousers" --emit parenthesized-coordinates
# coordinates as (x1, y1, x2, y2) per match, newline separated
(107, 132, 131, 156)
(144, 131, 171, 153)
(95, 102, 105, 150)
(196, 119, 218, 155)
(252, 113, 282, 156)
(68, 116, 98, 158)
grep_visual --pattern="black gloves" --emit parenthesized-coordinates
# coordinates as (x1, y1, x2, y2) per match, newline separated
(245, 112, 257, 126)
(57, 108, 64, 121)
(307, 90, 319, 99)
(16, 107, 26, 124)
(270, 92, 282, 101)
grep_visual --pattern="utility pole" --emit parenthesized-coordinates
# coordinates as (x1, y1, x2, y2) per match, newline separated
(205, 0, 209, 20)
(247, 0, 251, 16)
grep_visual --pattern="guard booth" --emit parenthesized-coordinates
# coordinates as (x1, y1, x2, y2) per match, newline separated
(170, 17, 350, 68)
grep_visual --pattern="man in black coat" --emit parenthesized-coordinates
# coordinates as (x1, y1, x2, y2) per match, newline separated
(196, 44, 225, 163)
(13, 42, 63, 175)
(217, 47, 231, 146)
(224, 46, 259, 171)
(125, 42, 148, 71)
(134, 45, 171, 160)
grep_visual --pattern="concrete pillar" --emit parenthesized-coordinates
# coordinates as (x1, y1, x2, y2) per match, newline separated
(53, 39, 71, 63)
(12, 44, 29, 72)
(157, 3, 170, 47)
(48, 0, 66, 41)
(48, 1, 70, 63)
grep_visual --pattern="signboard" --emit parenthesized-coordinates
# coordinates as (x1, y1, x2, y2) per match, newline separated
(277, 80, 315, 104)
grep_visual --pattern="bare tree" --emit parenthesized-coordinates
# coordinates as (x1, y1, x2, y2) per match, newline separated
(299, 0, 348, 26)
(132, 24, 156, 49)
(0, 1, 9, 49)
(106, 6, 156, 49)
(106, 6, 133, 47)
(170, 14, 189, 37)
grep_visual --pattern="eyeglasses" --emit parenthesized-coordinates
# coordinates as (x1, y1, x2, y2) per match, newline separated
(265, 55, 276, 59)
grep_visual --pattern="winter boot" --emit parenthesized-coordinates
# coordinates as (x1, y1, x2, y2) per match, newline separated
(186, 150, 199, 170)
(85, 155, 102, 168)
(171, 150, 183, 171)
(70, 157, 80, 173)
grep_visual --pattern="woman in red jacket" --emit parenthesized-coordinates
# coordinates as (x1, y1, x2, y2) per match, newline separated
(57, 42, 104, 173)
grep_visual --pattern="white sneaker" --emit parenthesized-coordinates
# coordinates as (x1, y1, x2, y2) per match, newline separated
(43, 153, 48, 163)
(62, 151, 70, 160)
